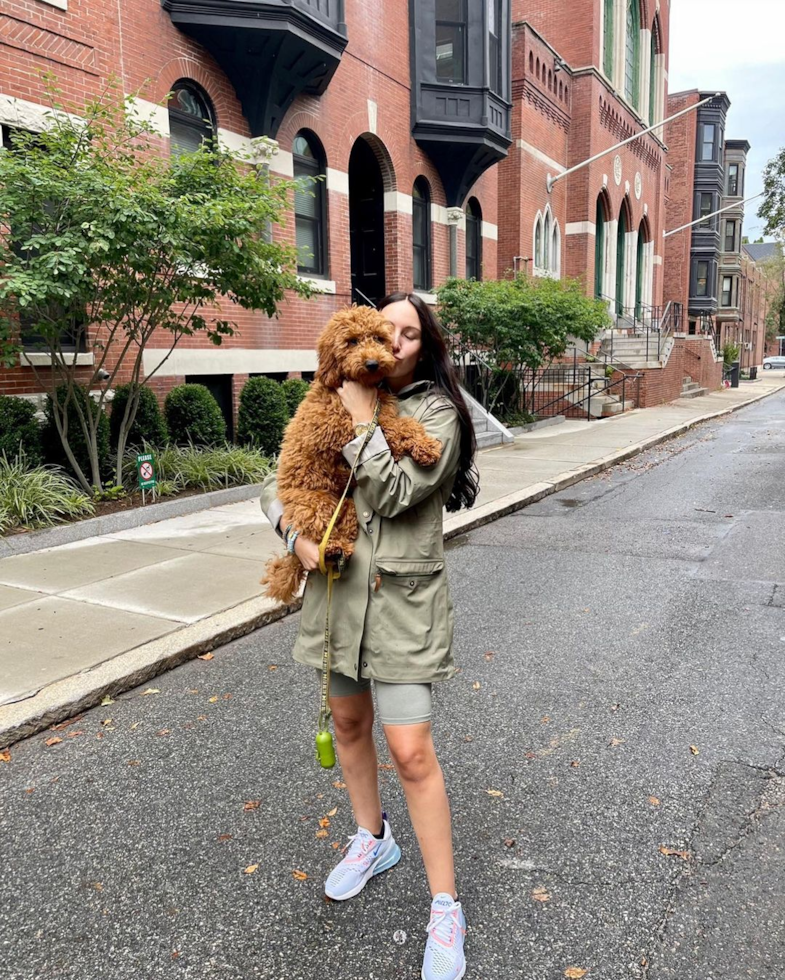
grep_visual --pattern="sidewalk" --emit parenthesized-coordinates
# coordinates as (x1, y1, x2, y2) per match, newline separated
(2, 375, 784, 746)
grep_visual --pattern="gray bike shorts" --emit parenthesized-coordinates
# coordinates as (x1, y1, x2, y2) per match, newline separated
(317, 670, 432, 726)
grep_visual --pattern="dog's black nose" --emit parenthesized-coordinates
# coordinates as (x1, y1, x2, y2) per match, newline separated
(365, 360, 379, 372)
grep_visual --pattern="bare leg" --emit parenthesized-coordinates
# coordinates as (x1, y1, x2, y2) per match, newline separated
(384, 722, 456, 898)
(330, 691, 383, 833)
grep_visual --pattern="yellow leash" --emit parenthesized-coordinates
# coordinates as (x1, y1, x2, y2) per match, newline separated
(315, 399, 381, 769)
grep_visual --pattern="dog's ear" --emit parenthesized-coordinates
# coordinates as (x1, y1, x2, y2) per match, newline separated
(315, 328, 342, 389)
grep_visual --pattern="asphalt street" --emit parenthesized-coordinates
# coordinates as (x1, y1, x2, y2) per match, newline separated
(3, 392, 785, 980)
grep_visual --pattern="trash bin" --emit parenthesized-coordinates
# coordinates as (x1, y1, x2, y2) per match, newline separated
(749, 366, 758, 381)
(730, 361, 740, 388)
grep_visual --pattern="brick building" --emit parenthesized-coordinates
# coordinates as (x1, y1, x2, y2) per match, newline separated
(0, 0, 511, 426)
(499, 0, 670, 316)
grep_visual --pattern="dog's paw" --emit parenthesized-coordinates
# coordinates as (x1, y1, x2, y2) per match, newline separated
(409, 436, 442, 467)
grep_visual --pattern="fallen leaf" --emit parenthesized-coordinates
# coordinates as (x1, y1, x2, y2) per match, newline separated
(197, 653, 214, 661)
(292, 869, 308, 880)
(196, 715, 207, 722)
(268, 665, 278, 671)
(156, 729, 171, 737)
(378, 763, 395, 770)
(318, 817, 331, 829)
(222, 693, 232, 700)
(100, 696, 114, 706)
(208, 696, 219, 703)
(95, 733, 105, 740)
(609, 738, 625, 747)
(0, 750, 11, 763)
(315, 829, 329, 839)
(316, 793, 324, 799)
(217, 834, 233, 842)
(66, 730, 84, 738)
(484, 651, 495, 661)
(141, 688, 160, 696)
(503, 838, 516, 848)
(50, 715, 83, 731)
(45, 737, 62, 747)
(93, 882, 103, 892)
(332, 780, 346, 789)
(486, 789, 504, 798)
(128, 760, 141, 766)
(172, 951, 180, 960)
(689, 745, 700, 756)
(244, 800, 261, 811)
(102, 719, 113, 727)
(565, 969, 588, 979)
(659, 845, 690, 860)
(25, 787, 34, 794)
(570, 760, 581, 768)
(130, 722, 140, 730)
(472, 681, 481, 691)
(532, 886, 551, 902)
(189, 689, 199, 694)
(326, 806, 338, 817)
(610, 703, 620, 712)
(541, 716, 550, 724)
(244, 864, 259, 874)
(648, 796, 661, 806)
(464, 736, 474, 743)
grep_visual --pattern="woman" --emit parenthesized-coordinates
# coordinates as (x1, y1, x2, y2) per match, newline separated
(260, 292, 478, 980)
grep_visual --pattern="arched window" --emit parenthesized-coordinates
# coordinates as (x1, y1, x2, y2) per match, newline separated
(625, 0, 641, 110)
(559, 80, 563, 99)
(534, 214, 543, 269)
(465, 198, 482, 281)
(595, 196, 607, 298)
(551, 222, 561, 278)
(168, 81, 215, 157)
(649, 16, 662, 124)
(529, 52, 534, 73)
(603, 0, 614, 79)
(293, 130, 327, 277)
(548, 69, 553, 91)
(412, 177, 432, 291)
(536, 57, 540, 78)
(543, 210, 551, 270)
(616, 205, 628, 314)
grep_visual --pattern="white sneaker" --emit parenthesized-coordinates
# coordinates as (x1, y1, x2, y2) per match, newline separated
(422, 893, 467, 980)
(324, 815, 401, 901)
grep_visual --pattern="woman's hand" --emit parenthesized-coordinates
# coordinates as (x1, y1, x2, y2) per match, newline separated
(335, 379, 377, 426)
(293, 534, 320, 571)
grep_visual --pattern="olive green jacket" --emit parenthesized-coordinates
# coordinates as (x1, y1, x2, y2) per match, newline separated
(259, 380, 462, 684)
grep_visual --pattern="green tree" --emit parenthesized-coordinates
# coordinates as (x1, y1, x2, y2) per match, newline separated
(0, 78, 311, 493)
(42, 384, 111, 482)
(436, 274, 610, 414)
(110, 383, 168, 449)
(761, 147, 785, 241)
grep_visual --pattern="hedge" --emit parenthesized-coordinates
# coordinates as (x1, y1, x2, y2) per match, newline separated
(237, 377, 289, 455)
(0, 395, 43, 465)
(111, 383, 168, 449)
(164, 383, 226, 446)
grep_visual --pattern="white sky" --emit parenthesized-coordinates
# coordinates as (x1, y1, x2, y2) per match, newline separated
(668, 0, 785, 240)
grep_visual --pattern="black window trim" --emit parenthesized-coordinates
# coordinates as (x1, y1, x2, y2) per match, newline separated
(412, 176, 433, 292)
(293, 129, 328, 278)
(168, 79, 217, 157)
(435, 0, 469, 85)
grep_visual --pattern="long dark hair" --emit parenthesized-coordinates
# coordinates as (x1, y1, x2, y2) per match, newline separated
(378, 292, 479, 512)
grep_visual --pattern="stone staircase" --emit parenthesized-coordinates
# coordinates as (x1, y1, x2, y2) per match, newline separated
(538, 364, 633, 418)
(680, 376, 708, 399)
(461, 388, 514, 448)
(598, 330, 674, 369)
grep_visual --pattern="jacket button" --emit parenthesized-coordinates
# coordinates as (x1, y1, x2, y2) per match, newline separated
(362, 511, 370, 518)
(368, 528, 373, 535)
(409, 580, 416, 587)
(363, 661, 368, 668)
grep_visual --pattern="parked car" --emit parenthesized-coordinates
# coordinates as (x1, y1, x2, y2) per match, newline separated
(763, 356, 785, 370)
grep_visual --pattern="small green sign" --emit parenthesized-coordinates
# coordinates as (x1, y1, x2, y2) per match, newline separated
(136, 452, 157, 490)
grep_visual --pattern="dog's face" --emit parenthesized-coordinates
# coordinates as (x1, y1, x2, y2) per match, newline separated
(315, 306, 396, 389)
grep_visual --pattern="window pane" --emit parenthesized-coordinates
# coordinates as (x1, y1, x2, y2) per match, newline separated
(296, 219, 318, 272)
(701, 124, 715, 161)
(413, 248, 426, 291)
(437, 0, 464, 20)
(727, 164, 738, 196)
(295, 183, 318, 219)
(699, 193, 712, 226)
(696, 262, 708, 296)
(293, 135, 315, 159)
(169, 118, 204, 157)
(436, 24, 465, 82)
(603, 0, 614, 78)
(725, 220, 736, 252)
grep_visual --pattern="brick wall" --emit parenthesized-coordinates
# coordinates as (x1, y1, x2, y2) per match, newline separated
(662, 90, 700, 315)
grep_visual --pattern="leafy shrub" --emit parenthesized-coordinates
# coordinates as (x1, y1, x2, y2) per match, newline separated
(111, 383, 168, 449)
(0, 453, 94, 533)
(237, 377, 289, 454)
(281, 377, 310, 418)
(722, 341, 741, 366)
(122, 442, 273, 493)
(165, 384, 226, 446)
(42, 384, 110, 483)
(0, 395, 43, 465)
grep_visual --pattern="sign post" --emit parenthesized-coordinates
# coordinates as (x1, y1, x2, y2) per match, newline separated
(136, 452, 157, 504)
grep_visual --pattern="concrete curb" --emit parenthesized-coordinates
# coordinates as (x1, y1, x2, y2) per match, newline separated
(0, 482, 267, 558)
(2, 382, 783, 748)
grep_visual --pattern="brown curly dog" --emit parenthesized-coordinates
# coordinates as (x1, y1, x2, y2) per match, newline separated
(261, 305, 442, 604)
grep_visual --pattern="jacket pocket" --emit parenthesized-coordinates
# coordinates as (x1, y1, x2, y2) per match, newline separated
(375, 559, 444, 577)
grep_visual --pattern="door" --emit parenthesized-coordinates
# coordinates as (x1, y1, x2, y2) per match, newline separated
(349, 138, 385, 306)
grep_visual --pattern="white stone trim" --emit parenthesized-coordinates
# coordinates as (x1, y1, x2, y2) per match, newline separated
(516, 138, 566, 174)
(326, 167, 349, 195)
(414, 291, 438, 306)
(216, 129, 279, 163)
(269, 148, 294, 177)
(383, 191, 413, 215)
(446, 207, 466, 230)
(566, 221, 596, 236)
(142, 348, 318, 377)
(20, 352, 94, 367)
(481, 221, 498, 240)
(297, 275, 337, 294)
(0, 93, 73, 133)
(127, 97, 170, 137)
(39, 0, 67, 8)
(653, 255, 663, 265)
(367, 99, 378, 135)
(431, 203, 450, 225)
